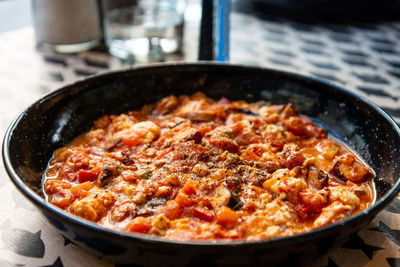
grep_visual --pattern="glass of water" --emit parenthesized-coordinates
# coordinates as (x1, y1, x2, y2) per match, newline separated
(102, 0, 185, 64)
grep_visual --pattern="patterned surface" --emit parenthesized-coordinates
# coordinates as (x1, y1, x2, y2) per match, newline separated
(0, 10, 400, 267)
(231, 13, 400, 124)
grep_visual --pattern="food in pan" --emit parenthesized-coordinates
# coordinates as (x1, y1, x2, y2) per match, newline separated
(43, 93, 375, 240)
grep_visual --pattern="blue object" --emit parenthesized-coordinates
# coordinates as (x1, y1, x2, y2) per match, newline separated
(216, 0, 230, 62)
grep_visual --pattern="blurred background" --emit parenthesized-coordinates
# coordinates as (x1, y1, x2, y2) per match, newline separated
(0, 0, 31, 32)
(2, 0, 400, 32)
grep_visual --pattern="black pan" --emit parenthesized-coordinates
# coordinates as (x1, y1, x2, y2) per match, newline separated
(3, 63, 400, 266)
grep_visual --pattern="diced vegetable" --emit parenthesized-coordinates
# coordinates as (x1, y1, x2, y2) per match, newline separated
(306, 165, 328, 190)
(283, 117, 308, 136)
(299, 189, 327, 212)
(78, 169, 97, 183)
(322, 145, 339, 159)
(216, 206, 239, 227)
(70, 181, 94, 198)
(175, 193, 197, 207)
(153, 214, 170, 230)
(331, 154, 374, 183)
(126, 217, 152, 233)
(45, 179, 71, 194)
(50, 189, 74, 209)
(119, 121, 160, 146)
(210, 185, 231, 209)
(182, 180, 198, 195)
(121, 170, 139, 182)
(160, 201, 181, 220)
(193, 207, 214, 222)
(278, 144, 305, 169)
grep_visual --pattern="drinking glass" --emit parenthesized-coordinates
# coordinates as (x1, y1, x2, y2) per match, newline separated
(102, 0, 185, 64)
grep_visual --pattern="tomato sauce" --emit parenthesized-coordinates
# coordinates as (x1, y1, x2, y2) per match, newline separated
(43, 93, 375, 240)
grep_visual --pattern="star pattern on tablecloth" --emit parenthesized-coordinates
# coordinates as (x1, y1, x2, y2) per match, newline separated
(115, 263, 143, 267)
(39, 257, 64, 267)
(61, 235, 76, 247)
(341, 233, 383, 260)
(0, 220, 45, 258)
(369, 220, 400, 246)
(385, 198, 400, 214)
(386, 257, 400, 267)
(324, 258, 339, 267)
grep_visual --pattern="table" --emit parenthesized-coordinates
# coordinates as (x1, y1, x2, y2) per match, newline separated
(0, 5, 400, 267)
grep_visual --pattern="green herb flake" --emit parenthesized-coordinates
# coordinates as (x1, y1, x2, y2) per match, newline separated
(275, 124, 285, 131)
(222, 131, 235, 139)
(141, 170, 153, 179)
(162, 165, 169, 171)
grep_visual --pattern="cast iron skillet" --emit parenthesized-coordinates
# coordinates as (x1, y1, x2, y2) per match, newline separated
(3, 63, 400, 266)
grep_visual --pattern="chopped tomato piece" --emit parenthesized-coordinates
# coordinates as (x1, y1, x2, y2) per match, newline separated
(126, 217, 152, 233)
(120, 121, 160, 147)
(44, 179, 71, 194)
(78, 169, 97, 183)
(50, 189, 74, 209)
(160, 201, 181, 220)
(198, 124, 213, 136)
(175, 193, 197, 207)
(216, 206, 239, 227)
(209, 132, 239, 153)
(295, 204, 309, 221)
(241, 149, 259, 161)
(70, 182, 94, 198)
(182, 180, 198, 195)
(155, 186, 172, 198)
(283, 117, 308, 136)
(121, 170, 139, 182)
(252, 146, 263, 157)
(299, 189, 327, 212)
(66, 172, 78, 182)
(193, 207, 214, 222)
